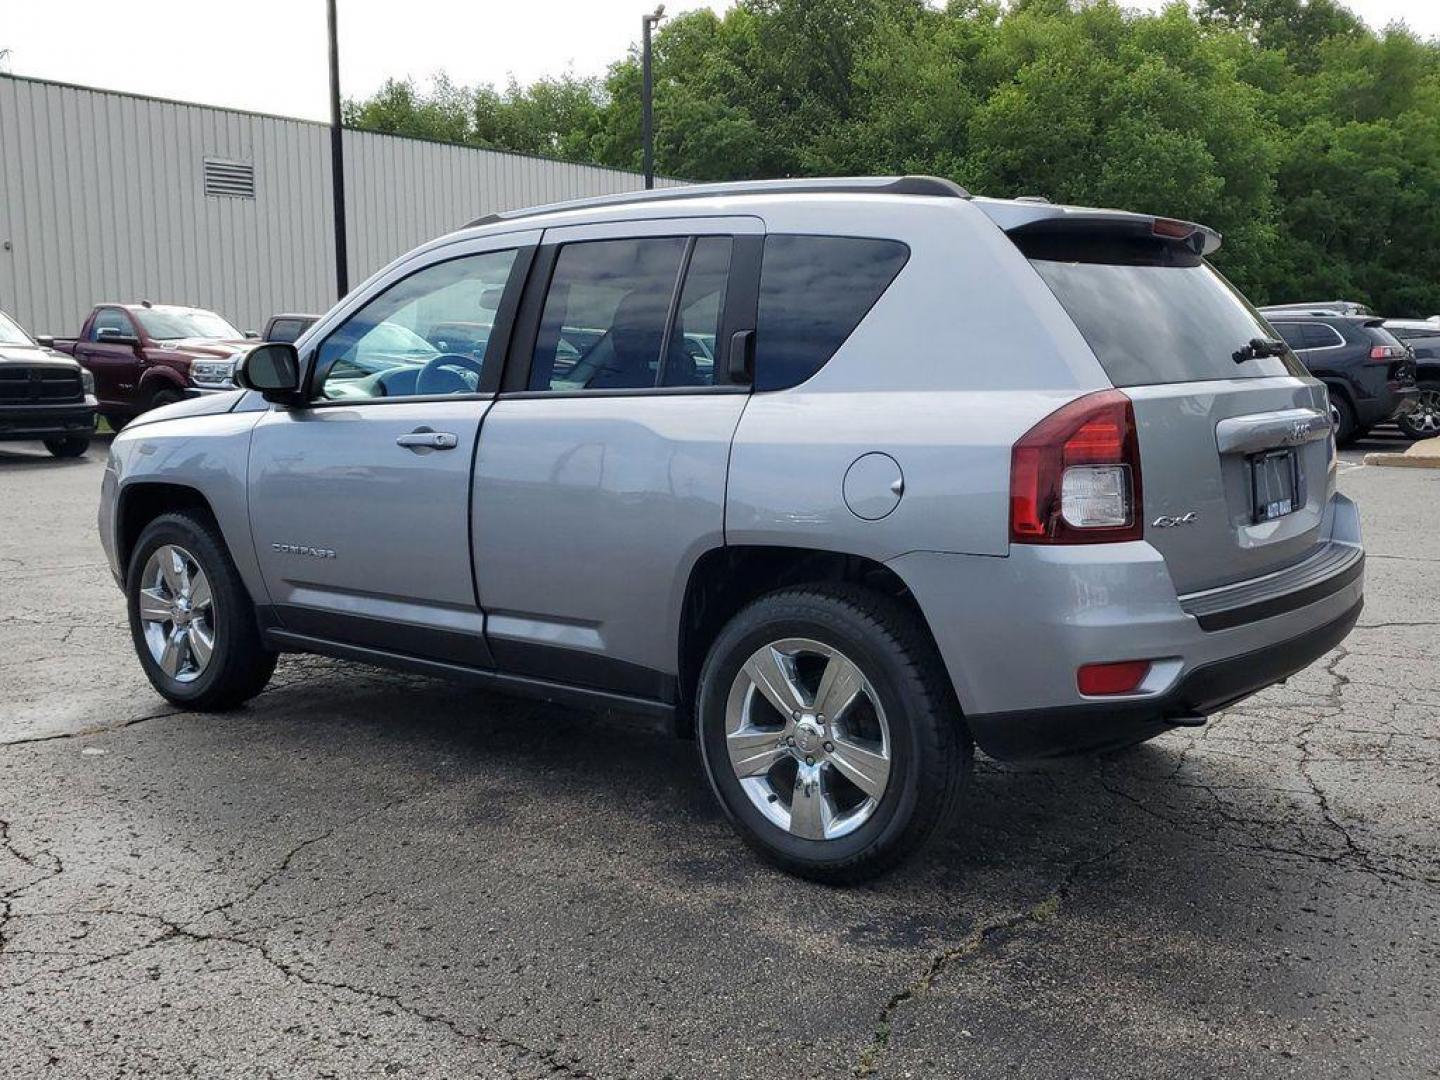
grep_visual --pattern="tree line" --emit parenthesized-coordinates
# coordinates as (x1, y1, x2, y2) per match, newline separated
(344, 0, 1440, 316)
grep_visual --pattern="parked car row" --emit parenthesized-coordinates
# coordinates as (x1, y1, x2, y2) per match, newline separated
(0, 303, 322, 454)
(1257, 302, 1434, 444)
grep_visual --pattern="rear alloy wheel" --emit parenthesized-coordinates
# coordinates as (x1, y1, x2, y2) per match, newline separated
(1330, 395, 1358, 446)
(1398, 382, 1440, 440)
(43, 435, 90, 458)
(697, 587, 969, 883)
(127, 512, 277, 710)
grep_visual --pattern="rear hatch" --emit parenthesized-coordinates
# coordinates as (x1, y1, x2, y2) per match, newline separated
(1009, 214, 1333, 594)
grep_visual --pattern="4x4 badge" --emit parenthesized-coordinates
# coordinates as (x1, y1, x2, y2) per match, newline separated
(1152, 512, 1199, 528)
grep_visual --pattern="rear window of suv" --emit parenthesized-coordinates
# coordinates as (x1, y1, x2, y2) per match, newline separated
(1019, 233, 1305, 387)
(755, 235, 909, 390)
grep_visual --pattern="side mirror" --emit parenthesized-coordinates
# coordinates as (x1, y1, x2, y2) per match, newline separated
(244, 329, 260, 339)
(235, 342, 303, 404)
(35, 334, 55, 348)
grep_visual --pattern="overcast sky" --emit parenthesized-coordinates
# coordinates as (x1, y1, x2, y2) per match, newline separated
(2, 0, 1437, 123)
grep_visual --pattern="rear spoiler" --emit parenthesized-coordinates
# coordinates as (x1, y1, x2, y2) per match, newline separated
(974, 198, 1222, 257)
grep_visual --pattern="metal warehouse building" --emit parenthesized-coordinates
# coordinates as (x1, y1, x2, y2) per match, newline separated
(0, 74, 677, 336)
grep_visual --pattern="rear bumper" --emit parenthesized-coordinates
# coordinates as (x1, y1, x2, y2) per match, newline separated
(0, 399, 97, 441)
(961, 598, 1361, 759)
(888, 492, 1364, 760)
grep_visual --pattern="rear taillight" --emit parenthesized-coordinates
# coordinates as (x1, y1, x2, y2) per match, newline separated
(1369, 344, 1405, 362)
(1010, 390, 1143, 544)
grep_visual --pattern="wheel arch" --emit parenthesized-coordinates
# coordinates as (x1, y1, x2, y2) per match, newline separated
(674, 544, 952, 736)
(115, 482, 219, 575)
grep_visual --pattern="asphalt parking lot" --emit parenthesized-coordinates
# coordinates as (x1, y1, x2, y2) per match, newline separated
(2, 431, 1437, 1080)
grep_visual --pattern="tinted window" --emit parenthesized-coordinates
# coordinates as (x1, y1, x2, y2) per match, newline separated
(1027, 253, 1305, 386)
(755, 235, 910, 391)
(315, 248, 517, 401)
(1302, 323, 1345, 348)
(91, 309, 137, 341)
(662, 237, 731, 388)
(266, 318, 310, 344)
(530, 237, 687, 391)
(1271, 322, 1306, 349)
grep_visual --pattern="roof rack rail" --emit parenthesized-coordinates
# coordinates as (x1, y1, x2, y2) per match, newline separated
(465, 175, 971, 228)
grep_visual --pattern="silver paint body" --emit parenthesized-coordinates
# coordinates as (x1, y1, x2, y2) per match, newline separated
(99, 184, 1363, 726)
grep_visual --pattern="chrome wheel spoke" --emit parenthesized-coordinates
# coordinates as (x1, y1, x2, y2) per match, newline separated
(188, 622, 214, 668)
(813, 653, 863, 723)
(159, 547, 187, 596)
(828, 736, 890, 800)
(158, 630, 185, 677)
(788, 761, 831, 840)
(743, 646, 806, 718)
(726, 728, 788, 778)
(138, 587, 172, 624)
(188, 571, 212, 615)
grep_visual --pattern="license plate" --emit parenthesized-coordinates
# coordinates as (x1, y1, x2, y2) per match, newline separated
(1250, 448, 1300, 523)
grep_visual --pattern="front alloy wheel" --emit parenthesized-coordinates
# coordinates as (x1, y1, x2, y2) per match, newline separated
(726, 638, 892, 841)
(137, 544, 216, 682)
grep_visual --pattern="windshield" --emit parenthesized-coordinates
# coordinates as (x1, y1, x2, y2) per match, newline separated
(0, 311, 35, 347)
(1022, 237, 1306, 386)
(134, 307, 241, 341)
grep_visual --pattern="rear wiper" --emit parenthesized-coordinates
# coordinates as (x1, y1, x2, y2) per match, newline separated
(1233, 337, 1288, 364)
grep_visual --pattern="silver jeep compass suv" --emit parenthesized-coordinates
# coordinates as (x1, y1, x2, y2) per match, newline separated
(99, 177, 1363, 882)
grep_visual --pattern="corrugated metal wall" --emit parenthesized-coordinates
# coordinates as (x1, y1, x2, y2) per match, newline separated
(0, 75, 678, 336)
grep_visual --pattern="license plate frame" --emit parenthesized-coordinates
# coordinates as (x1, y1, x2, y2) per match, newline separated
(1249, 448, 1301, 523)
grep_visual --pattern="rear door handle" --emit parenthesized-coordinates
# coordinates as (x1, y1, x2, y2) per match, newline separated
(396, 429, 458, 451)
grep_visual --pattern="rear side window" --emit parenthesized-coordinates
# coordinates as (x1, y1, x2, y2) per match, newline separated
(1303, 323, 1345, 348)
(755, 235, 909, 391)
(1272, 322, 1306, 350)
(1022, 236, 1305, 386)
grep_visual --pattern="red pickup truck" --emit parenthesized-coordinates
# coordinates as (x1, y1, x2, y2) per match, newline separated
(42, 302, 252, 429)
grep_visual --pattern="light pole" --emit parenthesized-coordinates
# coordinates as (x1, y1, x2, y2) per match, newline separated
(641, 5, 665, 189)
(327, 0, 349, 297)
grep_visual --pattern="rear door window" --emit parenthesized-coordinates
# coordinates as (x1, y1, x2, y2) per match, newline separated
(1271, 322, 1306, 350)
(1022, 238, 1305, 386)
(754, 235, 909, 391)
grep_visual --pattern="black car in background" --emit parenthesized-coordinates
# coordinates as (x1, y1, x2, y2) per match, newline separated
(1264, 312, 1418, 444)
(1382, 319, 1440, 439)
(0, 308, 97, 457)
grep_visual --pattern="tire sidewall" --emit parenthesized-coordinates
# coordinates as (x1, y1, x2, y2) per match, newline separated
(697, 595, 928, 870)
(125, 516, 238, 706)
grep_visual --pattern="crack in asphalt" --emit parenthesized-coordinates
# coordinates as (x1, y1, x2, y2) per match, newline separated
(0, 806, 596, 1078)
(0, 818, 65, 960)
(0, 705, 186, 748)
(853, 840, 1131, 1077)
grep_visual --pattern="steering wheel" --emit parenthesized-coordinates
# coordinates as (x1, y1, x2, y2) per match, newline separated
(415, 352, 484, 395)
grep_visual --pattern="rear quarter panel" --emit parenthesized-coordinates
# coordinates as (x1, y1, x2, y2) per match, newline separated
(725, 197, 1109, 560)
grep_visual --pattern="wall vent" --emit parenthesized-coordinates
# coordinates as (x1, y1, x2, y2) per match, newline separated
(203, 157, 255, 198)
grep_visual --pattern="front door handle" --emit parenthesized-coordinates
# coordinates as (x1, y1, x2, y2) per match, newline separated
(396, 429, 458, 451)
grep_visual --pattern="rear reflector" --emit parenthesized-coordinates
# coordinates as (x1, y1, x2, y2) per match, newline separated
(1010, 390, 1143, 544)
(1077, 660, 1151, 696)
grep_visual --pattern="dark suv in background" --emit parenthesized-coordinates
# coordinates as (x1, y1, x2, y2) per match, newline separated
(1264, 312, 1418, 443)
(1382, 319, 1440, 439)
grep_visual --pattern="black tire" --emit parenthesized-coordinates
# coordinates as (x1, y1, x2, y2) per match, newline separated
(1330, 394, 1358, 446)
(43, 435, 90, 458)
(126, 511, 277, 711)
(148, 389, 182, 413)
(1397, 380, 1440, 441)
(696, 585, 970, 884)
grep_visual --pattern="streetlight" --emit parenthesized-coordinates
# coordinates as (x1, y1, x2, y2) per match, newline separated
(641, 5, 666, 190)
